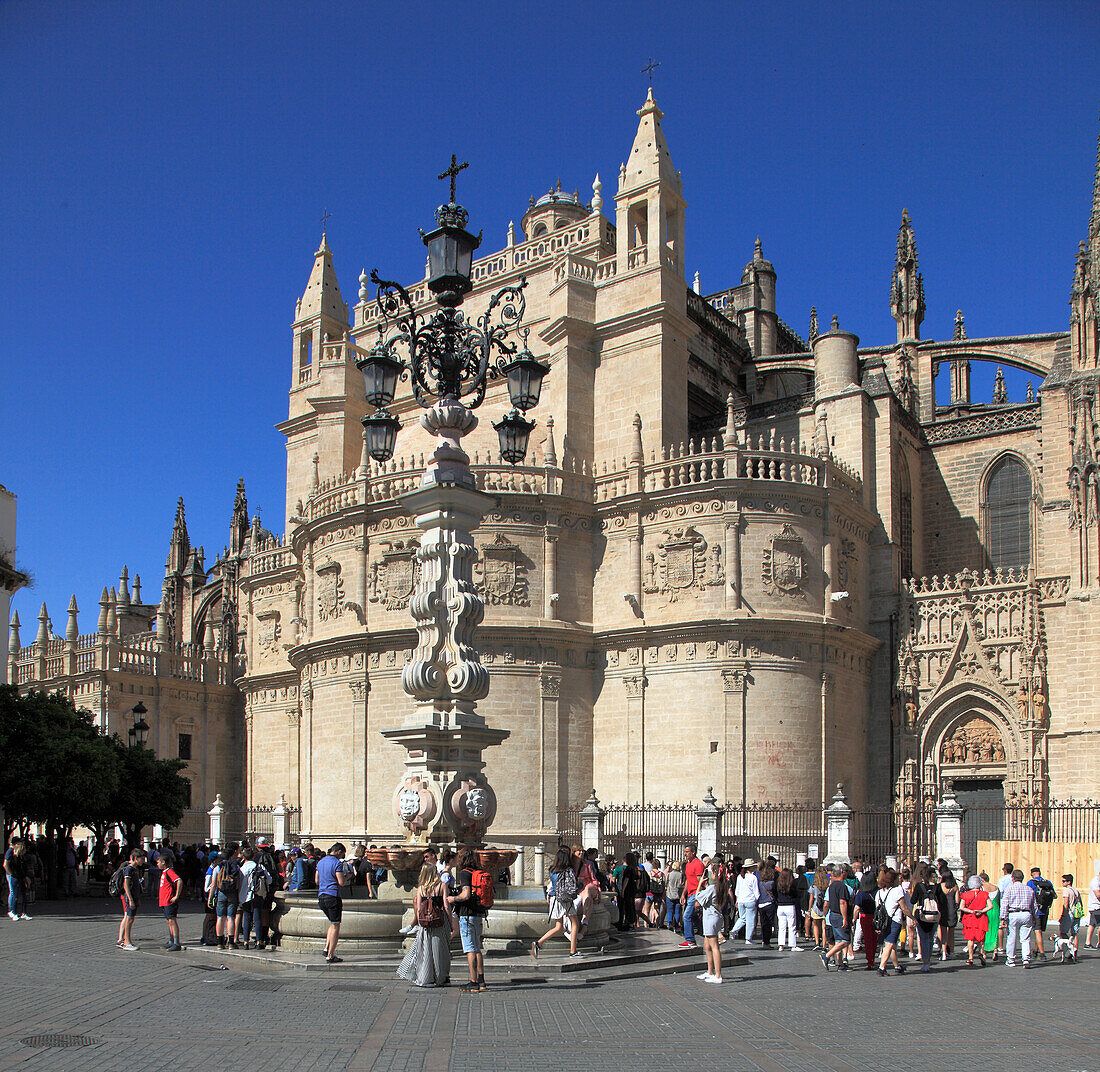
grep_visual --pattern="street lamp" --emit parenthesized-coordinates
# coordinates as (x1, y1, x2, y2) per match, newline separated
(129, 701, 149, 747)
(357, 156, 548, 464)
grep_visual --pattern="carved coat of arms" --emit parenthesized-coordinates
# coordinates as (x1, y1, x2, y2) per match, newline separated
(642, 527, 724, 602)
(762, 523, 805, 597)
(369, 540, 419, 611)
(255, 609, 281, 656)
(316, 560, 344, 621)
(476, 533, 529, 606)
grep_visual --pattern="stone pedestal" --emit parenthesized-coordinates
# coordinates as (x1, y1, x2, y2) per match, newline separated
(823, 783, 852, 866)
(934, 781, 967, 877)
(272, 793, 288, 847)
(580, 791, 605, 850)
(208, 794, 225, 845)
(695, 787, 723, 858)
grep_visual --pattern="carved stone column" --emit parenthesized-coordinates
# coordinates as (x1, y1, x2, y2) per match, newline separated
(722, 668, 747, 808)
(623, 674, 647, 802)
(538, 669, 562, 830)
(544, 527, 559, 619)
(725, 513, 742, 610)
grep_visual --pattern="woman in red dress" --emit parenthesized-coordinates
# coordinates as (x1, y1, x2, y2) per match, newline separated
(959, 874, 990, 966)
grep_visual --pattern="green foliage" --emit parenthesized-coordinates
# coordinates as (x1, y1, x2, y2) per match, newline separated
(0, 686, 189, 846)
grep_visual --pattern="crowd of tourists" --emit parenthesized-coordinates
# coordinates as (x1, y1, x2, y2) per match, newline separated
(6, 831, 1098, 994)
(543, 846, 1098, 983)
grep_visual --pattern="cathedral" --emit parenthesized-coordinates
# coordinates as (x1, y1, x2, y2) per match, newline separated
(11, 91, 1100, 849)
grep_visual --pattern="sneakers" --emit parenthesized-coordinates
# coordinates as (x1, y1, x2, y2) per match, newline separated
(677, 940, 695, 948)
(460, 980, 479, 992)
(706, 975, 724, 984)
(819, 951, 830, 970)
(18, 913, 31, 921)
(122, 943, 139, 951)
(326, 955, 343, 964)
(477, 976, 487, 991)
(168, 944, 182, 952)
(743, 939, 757, 946)
(790, 945, 804, 952)
(696, 971, 711, 980)
(8, 912, 18, 921)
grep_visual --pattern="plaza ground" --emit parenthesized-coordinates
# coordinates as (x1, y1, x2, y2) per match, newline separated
(1, 899, 1097, 1072)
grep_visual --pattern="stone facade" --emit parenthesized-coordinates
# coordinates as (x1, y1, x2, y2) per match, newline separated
(12, 94, 1100, 848)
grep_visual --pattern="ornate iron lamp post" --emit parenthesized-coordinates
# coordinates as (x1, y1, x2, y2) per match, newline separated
(360, 159, 547, 856)
(128, 700, 149, 748)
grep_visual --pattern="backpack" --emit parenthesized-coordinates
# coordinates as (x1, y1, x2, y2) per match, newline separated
(635, 868, 650, 896)
(217, 859, 240, 894)
(1069, 888, 1085, 919)
(1034, 879, 1056, 911)
(872, 892, 890, 933)
(915, 887, 940, 925)
(555, 867, 577, 905)
(249, 864, 271, 900)
(417, 894, 445, 928)
(470, 869, 494, 911)
(107, 865, 128, 898)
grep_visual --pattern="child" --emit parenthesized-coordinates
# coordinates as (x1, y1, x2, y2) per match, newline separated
(158, 852, 184, 950)
(116, 849, 145, 951)
(695, 861, 727, 983)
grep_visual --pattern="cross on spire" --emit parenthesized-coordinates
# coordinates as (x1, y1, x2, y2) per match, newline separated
(321, 208, 331, 234)
(642, 57, 660, 85)
(438, 154, 469, 203)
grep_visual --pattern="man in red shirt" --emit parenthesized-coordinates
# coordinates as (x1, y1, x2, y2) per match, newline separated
(679, 845, 705, 947)
(157, 852, 184, 951)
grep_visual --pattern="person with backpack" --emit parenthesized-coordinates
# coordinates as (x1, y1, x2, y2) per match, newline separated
(397, 863, 453, 987)
(157, 851, 184, 951)
(212, 844, 242, 949)
(1027, 866, 1056, 960)
(1059, 873, 1083, 957)
(254, 836, 279, 949)
(113, 849, 145, 950)
(236, 846, 270, 950)
(910, 860, 946, 972)
(532, 845, 580, 960)
(875, 866, 915, 976)
(448, 847, 491, 991)
(820, 864, 853, 971)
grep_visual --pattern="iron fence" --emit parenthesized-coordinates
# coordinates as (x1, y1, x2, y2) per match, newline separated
(961, 799, 1100, 866)
(719, 802, 826, 866)
(245, 805, 302, 842)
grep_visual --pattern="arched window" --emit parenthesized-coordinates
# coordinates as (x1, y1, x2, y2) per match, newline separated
(897, 453, 913, 578)
(986, 456, 1031, 571)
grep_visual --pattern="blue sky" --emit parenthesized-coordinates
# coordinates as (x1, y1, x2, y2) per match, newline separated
(2, 0, 1098, 637)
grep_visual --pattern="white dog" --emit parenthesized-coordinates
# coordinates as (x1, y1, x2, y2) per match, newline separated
(1052, 935, 1077, 963)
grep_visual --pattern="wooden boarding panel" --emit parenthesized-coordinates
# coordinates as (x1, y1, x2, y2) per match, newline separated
(976, 841, 1100, 920)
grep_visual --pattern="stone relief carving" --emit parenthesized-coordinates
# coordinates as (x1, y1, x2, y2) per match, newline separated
(369, 540, 419, 611)
(316, 560, 344, 622)
(475, 533, 530, 607)
(623, 674, 646, 698)
(762, 523, 806, 597)
(838, 537, 857, 591)
(940, 716, 1006, 764)
(641, 526, 724, 601)
(255, 609, 281, 656)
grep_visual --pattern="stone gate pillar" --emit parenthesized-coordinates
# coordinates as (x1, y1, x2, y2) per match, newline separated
(208, 793, 225, 846)
(272, 793, 288, 846)
(695, 786, 724, 858)
(823, 782, 852, 866)
(580, 790, 605, 851)
(934, 780, 967, 877)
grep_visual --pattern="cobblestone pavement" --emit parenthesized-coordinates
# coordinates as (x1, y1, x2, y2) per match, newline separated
(2, 900, 1098, 1072)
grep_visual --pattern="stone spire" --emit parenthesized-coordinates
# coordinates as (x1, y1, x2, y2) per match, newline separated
(542, 415, 557, 467)
(168, 497, 189, 574)
(9, 611, 20, 656)
(992, 366, 1008, 404)
(808, 306, 819, 345)
(36, 602, 50, 647)
(118, 566, 131, 609)
(891, 209, 925, 343)
(624, 87, 681, 191)
(65, 596, 79, 642)
(954, 309, 967, 340)
(1070, 116, 1100, 370)
(97, 586, 110, 634)
(1090, 112, 1100, 274)
(107, 588, 118, 637)
(297, 231, 347, 323)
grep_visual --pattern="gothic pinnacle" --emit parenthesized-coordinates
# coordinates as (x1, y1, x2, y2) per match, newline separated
(8, 611, 19, 655)
(66, 596, 79, 642)
(36, 602, 50, 646)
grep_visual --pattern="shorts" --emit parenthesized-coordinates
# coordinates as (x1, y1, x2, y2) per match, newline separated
(120, 896, 138, 918)
(215, 893, 238, 919)
(829, 914, 850, 943)
(458, 913, 483, 953)
(1091, 909, 1100, 927)
(162, 903, 178, 919)
(883, 919, 904, 945)
(1059, 914, 1080, 938)
(1035, 913, 1048, 931)
(318, 894, 343, 923)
